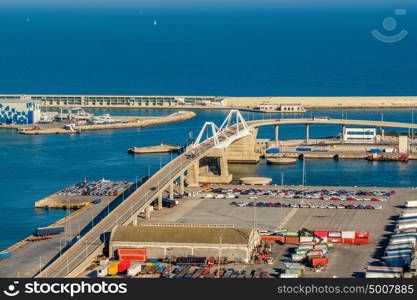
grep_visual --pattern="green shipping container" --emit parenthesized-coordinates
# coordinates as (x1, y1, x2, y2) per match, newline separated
(286, 231, 300, 237)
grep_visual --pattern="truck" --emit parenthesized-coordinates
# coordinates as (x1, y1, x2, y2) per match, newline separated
(405, 201, 417, 208)
(127, 264, 142, 277)
(35, 226, 64, 236)
(96, 265, 108, 278)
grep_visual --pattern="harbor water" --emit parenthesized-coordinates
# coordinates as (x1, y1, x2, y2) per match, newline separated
(1, 108, 417, 249)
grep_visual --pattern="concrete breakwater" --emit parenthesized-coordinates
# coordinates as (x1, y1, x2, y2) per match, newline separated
(226, 96, 417, 109)
(18, 111, 196, 135)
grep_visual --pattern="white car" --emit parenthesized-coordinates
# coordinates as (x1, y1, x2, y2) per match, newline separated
(215, 194, 225, 199)
(249, 196, 258, 200)
(225, 194, 236, 199)
(204, 194, 214, 199)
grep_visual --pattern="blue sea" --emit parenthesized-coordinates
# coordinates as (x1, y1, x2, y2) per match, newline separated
(1, 1, 417, 249)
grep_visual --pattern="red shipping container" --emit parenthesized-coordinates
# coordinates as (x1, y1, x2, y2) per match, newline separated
(119, 255, 147, 261)
(342, 238, 355, 244)
(314, 231, 328, 238)
(261, 236, 285, 243)
(311, 258, 329, 267)
(285, 236, 300, 244)
(355, 232, 370, 238)
(328, 238, 342, 243)
(117, 261, 131, 273)
(118, 248, 147, 256)
(354, 238, 369, 245)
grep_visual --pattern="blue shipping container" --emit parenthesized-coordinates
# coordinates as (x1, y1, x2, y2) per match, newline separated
(370, 149, 381, 153)
(265, 148, 280, 154)
(296, 148, 311, 152)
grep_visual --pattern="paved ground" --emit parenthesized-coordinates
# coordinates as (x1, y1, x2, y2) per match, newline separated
(131, 185, 413, 278)
(0, 197, 115, 278)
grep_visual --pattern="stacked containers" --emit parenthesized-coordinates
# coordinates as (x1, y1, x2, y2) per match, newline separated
(107, 262, 119, 275)
(341, 231, 355, 244)
(354, 232, 370, 245)
(117, 248, 147, 261)
(285, 231, 300, 244)
(327, 231, 342, 243)
(117, 261, 131, 273)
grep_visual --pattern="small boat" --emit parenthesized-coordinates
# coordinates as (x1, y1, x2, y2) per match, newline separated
(266, 158, 297, 165)
(367, 154, 409, 162)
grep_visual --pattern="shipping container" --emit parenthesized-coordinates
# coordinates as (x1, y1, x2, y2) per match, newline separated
(328, 238, 342, 243)
(35, 226, 64, 236)
(314, 231, 328, 238)
(354, 238, 369, 245)
(342, 238, 355, 244)
(99, 258, 109, 266)
(405, 201, 417, 208)
(310, 258, 329, 267)
(127, 264, 142, 277)
(401, 209, 417, 218)
(300, 237, 314, 243)
(389, 236, 416, 246)
(384, 250, 413, 257)
(367, 266, 403, 274)
(118, 261, 131, 273)
(341, 231, 355, 239)
(369, 148, 381, 153)
(285, 231, 300, 237)
(366, 271, 401, 278)
(298, 244, 314, 250)
(265, 148, 280, 154)
(383, 256, 412, 267)
(107, 262, 119, 275)
(296, 147, 311, 152)
(286, 236, 300, 244)
(96, 265, 108, 278)
(328, 231, 342, 238)
(385, 244, 414, 251)
(117, 248, 147, 261)
(291, 254, 305, 262)
(396, 223, 417, 230)
(355, 232, 370, 238)
(280, 273, 298, 278)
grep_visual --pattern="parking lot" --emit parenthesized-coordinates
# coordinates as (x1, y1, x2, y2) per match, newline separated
(136, 185, 415, 277)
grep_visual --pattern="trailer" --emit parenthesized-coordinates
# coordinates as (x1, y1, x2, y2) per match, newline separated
(405, 201, 417, 208)
(96, 265, 108, 278)
(35, 226, 65, 236)
(127, 264, 142, 277)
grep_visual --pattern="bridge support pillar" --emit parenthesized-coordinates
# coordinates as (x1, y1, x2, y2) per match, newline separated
(274, 125, 279, 146)
(381, 127, 385, 141)
(157, 192, 163, 211)
(187, 161, 200, 188)
(341, 125, 346, 143)
(145, 205, 152, 219)
(179, 174, 185, 196)
(304, 124, 310, 144)
(169, 182, 174, 200)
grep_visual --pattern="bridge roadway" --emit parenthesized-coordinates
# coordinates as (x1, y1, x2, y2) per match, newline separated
(37, 127, 239, 278)
(249, 118, 417, 130)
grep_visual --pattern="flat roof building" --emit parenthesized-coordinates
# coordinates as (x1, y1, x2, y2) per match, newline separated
(109, 224, 259, 263)
(0, 94, 226, 108)
(0, 98, 40, 124)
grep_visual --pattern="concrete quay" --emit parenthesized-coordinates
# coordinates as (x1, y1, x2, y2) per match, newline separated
(17, 111, 196, 135)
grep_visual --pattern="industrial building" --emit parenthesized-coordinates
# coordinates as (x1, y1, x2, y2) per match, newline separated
(0, 94, 226, 108)
(109, 224, 260, 263)
(342, 127, 378, 143)
(0, 97, 40, 124)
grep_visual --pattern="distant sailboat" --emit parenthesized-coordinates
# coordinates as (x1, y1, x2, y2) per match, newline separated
(153, 19, 157, 26)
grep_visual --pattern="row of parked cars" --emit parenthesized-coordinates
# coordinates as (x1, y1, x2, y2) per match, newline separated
(230, 201, 382, 210)
(170, 265, 269, 278)
(200, 187, 394, 202)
